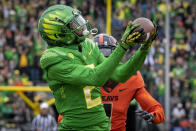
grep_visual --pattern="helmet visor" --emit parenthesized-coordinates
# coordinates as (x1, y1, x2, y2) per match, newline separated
(70, 15, 89, 36)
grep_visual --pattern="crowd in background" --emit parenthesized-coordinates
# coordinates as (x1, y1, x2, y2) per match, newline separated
(0, 0, 196, 130)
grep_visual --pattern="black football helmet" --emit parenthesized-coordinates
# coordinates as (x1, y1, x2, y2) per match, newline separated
(93, 34, 117, 57)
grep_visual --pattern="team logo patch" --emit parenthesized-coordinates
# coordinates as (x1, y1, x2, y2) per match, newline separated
(88, 50, 92, 55)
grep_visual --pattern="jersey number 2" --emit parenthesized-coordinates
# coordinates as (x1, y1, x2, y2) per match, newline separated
(83, 86, 102, 109)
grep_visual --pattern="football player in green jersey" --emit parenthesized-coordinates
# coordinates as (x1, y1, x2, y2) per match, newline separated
(38, 5, 156, 131)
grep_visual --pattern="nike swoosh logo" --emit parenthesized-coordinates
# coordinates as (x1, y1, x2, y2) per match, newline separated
(88, 50, 92, 55)
(119, 88, 128, 92)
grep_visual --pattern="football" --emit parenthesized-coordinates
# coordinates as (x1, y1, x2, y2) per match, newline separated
(132, 17, 154, 42)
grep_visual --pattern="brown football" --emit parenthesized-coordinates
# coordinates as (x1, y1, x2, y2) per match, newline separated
(132, 17, 154, 42)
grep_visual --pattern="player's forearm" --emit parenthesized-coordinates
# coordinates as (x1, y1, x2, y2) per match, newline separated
(91, 45, 126, 86)
(135, 87, 165, 124)
(149, 105, 165, 124)
(110, 48, 149, 82)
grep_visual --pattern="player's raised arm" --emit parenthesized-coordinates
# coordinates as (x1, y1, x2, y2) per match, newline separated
(41, 21, 143, 87)
(110, 47, 149, 83)
(111, 18, 158, 82)
(93, 34, 148, 83)
(94, 20, 157, 83)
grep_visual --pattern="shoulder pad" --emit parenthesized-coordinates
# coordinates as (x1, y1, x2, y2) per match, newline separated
(40, 47, 70, 69)
(40, 49, 59, 69)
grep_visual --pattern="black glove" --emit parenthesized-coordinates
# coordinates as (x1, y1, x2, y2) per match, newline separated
(135, 110, 155, 124)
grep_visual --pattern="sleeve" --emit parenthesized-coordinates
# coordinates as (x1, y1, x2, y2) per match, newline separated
(48, 44, 126, 87)
(135, 87, 165, 124)
(97, 47, 150, 83)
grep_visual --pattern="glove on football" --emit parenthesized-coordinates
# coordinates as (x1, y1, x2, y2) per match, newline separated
(120, 21, 144, 50)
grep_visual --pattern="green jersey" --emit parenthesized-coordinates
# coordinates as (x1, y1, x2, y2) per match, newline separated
(40, 38, 149, 128)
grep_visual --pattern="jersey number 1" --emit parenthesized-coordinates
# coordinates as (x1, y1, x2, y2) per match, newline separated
(83, 86, 102, 109)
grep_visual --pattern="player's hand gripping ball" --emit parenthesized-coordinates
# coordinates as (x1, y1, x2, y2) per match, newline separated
(132, 17, 156, 42)
(120, 21, 144, 50)
(132, 17, 158, 50)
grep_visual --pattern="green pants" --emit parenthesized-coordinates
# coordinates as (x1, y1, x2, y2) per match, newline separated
(58, 118, 110, 131)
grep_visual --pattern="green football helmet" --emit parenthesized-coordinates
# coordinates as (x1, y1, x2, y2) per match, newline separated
(38, 5, 97, 46)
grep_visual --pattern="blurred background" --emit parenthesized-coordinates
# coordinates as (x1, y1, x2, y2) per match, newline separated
(0, 0, 196, 131)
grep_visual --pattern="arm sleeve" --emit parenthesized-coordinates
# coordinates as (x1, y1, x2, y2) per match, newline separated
(97, 47, 150, 83)
(135, 87, 165, 124)
(48, 45, 126, 87)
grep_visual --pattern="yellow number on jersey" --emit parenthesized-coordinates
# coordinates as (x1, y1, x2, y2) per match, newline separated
(83, 86, 102, 109)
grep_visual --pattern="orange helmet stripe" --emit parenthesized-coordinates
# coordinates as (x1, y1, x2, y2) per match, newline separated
(99, 34, 103, 44)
